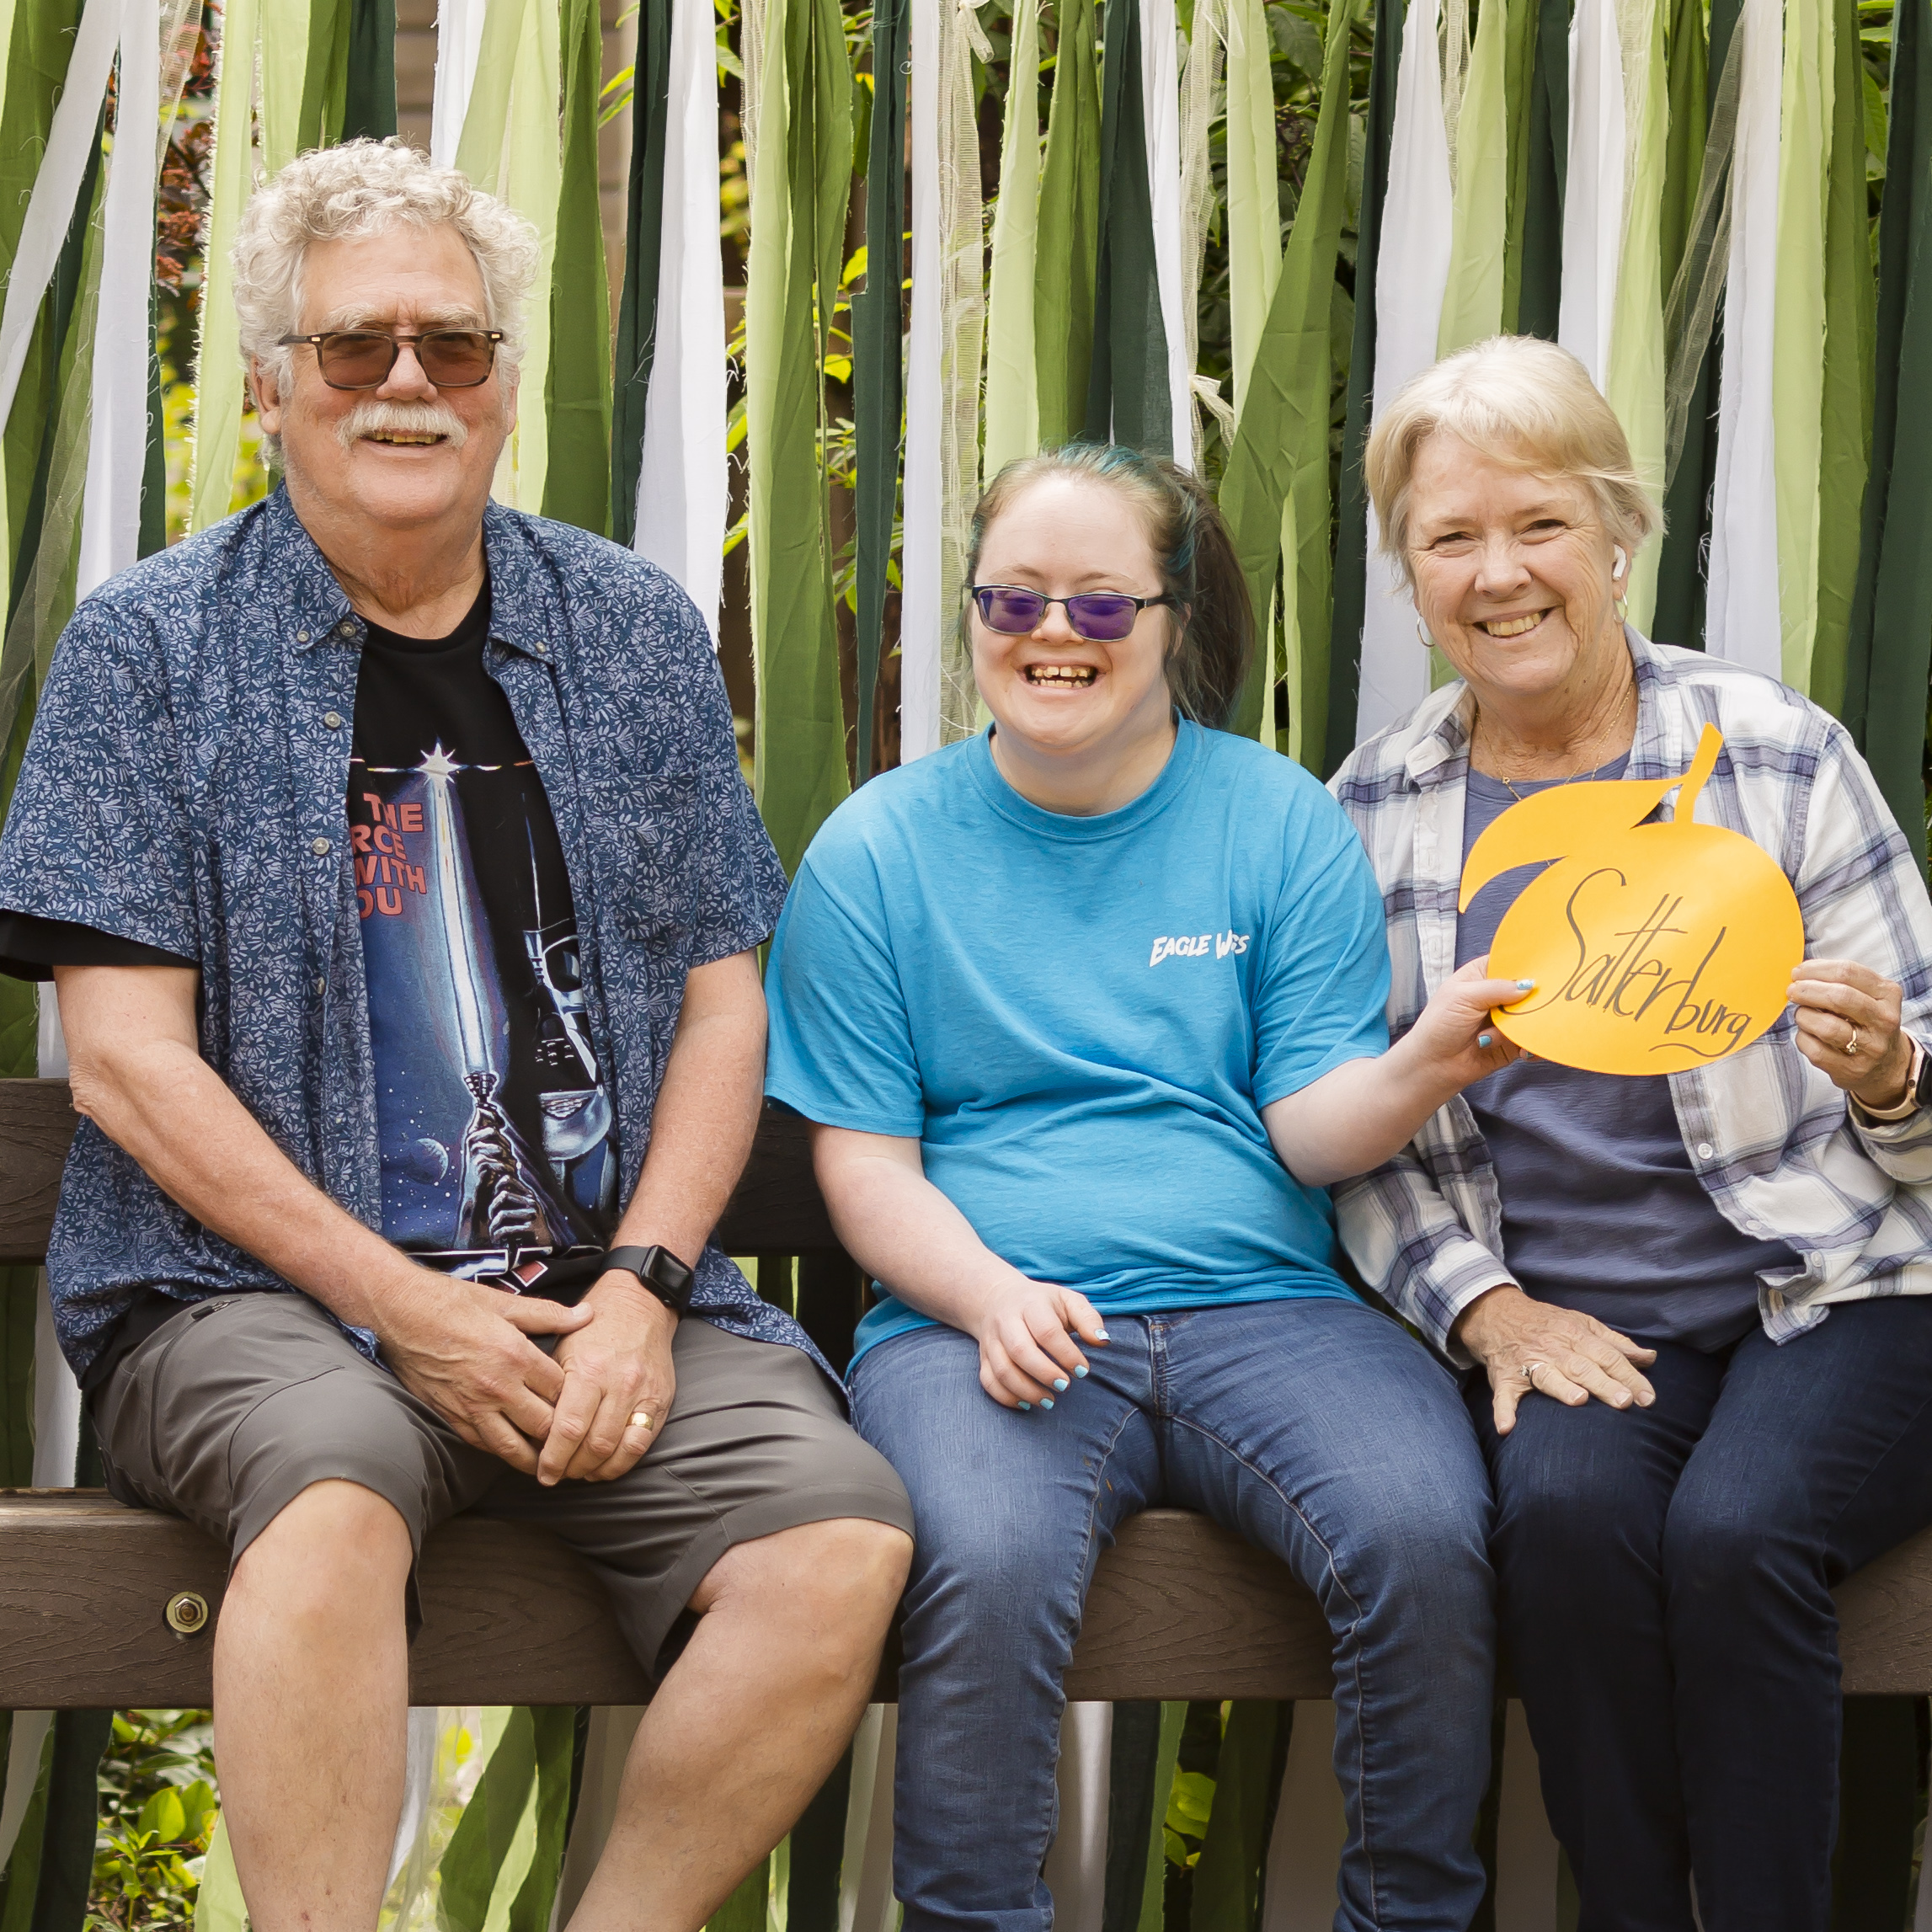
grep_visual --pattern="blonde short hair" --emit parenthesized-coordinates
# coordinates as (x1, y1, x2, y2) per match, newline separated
(232, 138, 541, 398)
(1364, 336, 1659, 585)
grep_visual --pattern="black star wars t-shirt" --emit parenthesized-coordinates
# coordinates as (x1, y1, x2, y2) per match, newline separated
(350, 586, 616, 1300)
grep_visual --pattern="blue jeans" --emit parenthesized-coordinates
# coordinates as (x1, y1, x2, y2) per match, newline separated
(850, 1297, 1497, 1932)
(1472, 1296, 1932, 1932)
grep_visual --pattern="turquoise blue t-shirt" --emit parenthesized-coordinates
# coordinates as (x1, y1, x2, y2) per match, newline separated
(763, 721, 1393, 1364)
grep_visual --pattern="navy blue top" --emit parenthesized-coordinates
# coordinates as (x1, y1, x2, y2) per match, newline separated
(1456, 760, 1795, 1351)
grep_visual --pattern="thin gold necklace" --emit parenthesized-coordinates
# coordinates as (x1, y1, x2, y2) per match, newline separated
(1475, 690, 1635, 801)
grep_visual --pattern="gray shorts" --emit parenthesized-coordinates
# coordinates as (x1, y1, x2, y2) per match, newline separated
(90, 1291, 912, 1678)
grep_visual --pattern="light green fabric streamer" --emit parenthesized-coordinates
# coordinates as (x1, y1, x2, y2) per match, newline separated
(1135, 1703, 1187, 1932)
(1809, 0, 1873, 716)
(459, 0, 562, 513)
(1772, 0, 1831, 690)
(192, 1817, 248, 1932)
(1217, 0, 1356, 758)
(1223, 0, 1280, 409)
(746, 0, 852, 874)
(1033, 0, 1101, 447)
(1438, 0, 1511, 352)
(1606, 0, 1668, 629)
(984, 0, 1042, 481)
(189, 0, 261, 532)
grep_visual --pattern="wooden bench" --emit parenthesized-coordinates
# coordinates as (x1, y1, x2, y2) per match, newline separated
(2, 1074, 1930, 1708)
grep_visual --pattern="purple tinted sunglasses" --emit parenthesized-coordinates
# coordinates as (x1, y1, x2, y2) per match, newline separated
(969, 583, 1175, 643)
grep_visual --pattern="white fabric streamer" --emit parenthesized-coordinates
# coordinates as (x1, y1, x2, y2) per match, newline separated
(632, 0, 729, 643)
(1040, 1704, 1113, 1932)
(77, 0, 163, 604)
(0, 1715, 52, 1881)
(1356, 0, 1453, 746)
(1139, 0, 1193, 466)
(0, 0, 120, 435)
(430, 0, 491, 168)
(1705, 0, 1782, 672)
(840, 1705, 899, 1932)
(900, 0, 943, 761)
(1557, 0, 1627, 386)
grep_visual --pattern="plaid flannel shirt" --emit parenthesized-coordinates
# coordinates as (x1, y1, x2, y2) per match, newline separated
(1328, 628, 1932, 1361)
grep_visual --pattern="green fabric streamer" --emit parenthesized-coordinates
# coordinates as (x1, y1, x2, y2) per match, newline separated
(1808, 0, 1875, 717)
(439, 1709, 540, 1929)
(610, 0, 673, 547)
(1086, 0, 1172, 451)
(340, 0, 398, 141)
(1842, 0, 1932, 855)
(984, 0, 1043, 480)
(709, 1858, 771, 1932)
(786, 1750, 853, 1932)
(1187, 1701, 1284, 1930)
(1499, 0, 1541, 331)
(189, 0, 260, 531)
(1513, 0, 1567, 339)
(28, 1711, 113, 1932)
(851, 0, 907, 781)
(1773, 0, 1833, 691)
(192, 1817, 248, 1932)
(1098, 1704, 1163, 1932)
(1224, 0, 1282, 408)
(746, 0, 853, 873)
(1660, 0, 1707, 290)
(1324, 0, 1401, 775)
(0, 1723, 51, 1931)
(1136, 1702, 1186, 1932)
(504, 1706, 575, 1932)
(1438, 0, 1511, 353)
(1034, 0, 1102, 447)
(1218, 0, 1357, 757)
(542, 0, 614, 535)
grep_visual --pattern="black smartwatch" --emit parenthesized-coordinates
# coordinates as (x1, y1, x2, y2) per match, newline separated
(603, 1244, 696, 1316)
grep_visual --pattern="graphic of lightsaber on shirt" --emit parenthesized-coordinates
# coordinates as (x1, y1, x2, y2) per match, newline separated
(418, 743, 555, 1252)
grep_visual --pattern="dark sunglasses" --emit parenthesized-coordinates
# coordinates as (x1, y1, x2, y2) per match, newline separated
(277, 328, 504, 390)
(969, 584, 1176, 643)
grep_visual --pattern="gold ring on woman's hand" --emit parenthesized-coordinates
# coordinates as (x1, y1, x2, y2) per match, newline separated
(630, 1410, 655, 1432)
(1845, 1025, 1860, 1056)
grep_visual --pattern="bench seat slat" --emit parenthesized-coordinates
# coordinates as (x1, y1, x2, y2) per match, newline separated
(1, 1496, 1928, 1708)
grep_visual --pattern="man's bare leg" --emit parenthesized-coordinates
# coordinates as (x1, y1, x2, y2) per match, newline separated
(213, 1480, 414, 1932)
(570, 1516, 913, 1931)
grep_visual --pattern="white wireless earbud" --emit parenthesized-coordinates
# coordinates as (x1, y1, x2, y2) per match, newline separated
(1612, 545, 1628, 579)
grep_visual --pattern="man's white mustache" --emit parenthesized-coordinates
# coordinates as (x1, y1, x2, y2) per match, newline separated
(335, 399, 469, 453)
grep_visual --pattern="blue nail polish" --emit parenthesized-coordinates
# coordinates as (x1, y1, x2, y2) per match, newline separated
(1096, 1330, 1111, 1342)
(1041, 1397, 1054, 1410)
(1477, 1033, 1492, 1049)
(1516, 979, 1535, 990)
(1073, 1364, 1089, 1379)
(1017, 1401, 1032, 1412)
(1053, 1376, 1069, 1391)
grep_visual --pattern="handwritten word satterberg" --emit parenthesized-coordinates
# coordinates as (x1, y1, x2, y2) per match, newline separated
(1458, 725, 1805, 1077)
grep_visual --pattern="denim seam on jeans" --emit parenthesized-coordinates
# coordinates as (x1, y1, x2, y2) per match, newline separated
(1163, 1412, 1382, 1924)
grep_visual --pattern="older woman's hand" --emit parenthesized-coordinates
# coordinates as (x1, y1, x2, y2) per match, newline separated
(1454, 1284, 1657, 1434)
(1789, 959, 1914, 1110)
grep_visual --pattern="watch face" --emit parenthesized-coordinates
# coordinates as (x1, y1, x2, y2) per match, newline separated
(1915, 1041, 1932, 1108)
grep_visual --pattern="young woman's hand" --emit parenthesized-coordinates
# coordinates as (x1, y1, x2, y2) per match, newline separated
(968, 1275, 1111, 1410)
(1402, 956, 1531, 1089)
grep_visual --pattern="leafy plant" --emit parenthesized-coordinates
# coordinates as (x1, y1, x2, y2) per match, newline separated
(87, 1710, 221, 1929)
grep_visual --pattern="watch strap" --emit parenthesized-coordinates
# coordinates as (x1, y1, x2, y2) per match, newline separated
(603, 1244, 696, 1314)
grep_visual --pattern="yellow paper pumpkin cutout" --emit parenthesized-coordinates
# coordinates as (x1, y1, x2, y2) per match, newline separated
(1459, 723, 1804, 1075)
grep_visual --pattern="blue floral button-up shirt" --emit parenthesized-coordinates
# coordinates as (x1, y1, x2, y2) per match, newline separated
(0, 487, 817, 1382)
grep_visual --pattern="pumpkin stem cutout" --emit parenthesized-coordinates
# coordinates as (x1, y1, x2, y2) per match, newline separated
(1459, 723, 1805, 1075)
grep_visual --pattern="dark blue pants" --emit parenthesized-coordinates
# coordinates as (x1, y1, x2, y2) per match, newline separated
(1471, 1296, 1932, 1932)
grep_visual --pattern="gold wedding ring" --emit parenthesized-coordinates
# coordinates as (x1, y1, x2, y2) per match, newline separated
(630, 1409, 655, 1432)
(1846, 1026, 1860, 1056)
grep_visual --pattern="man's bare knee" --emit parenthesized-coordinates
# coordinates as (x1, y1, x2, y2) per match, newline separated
(227, 1480, 413, 1630)
(691, 1517, 911, 1625)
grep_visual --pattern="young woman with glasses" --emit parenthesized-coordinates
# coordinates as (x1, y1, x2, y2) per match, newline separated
(764, 444, 1520, 1932)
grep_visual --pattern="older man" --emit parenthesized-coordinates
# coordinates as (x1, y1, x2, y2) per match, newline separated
(0, 141, 911, 1930)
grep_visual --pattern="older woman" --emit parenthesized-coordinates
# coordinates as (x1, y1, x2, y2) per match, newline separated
(1331, 334, 1932, 1931)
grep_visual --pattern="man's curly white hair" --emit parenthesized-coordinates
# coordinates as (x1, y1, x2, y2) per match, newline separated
(232, 138, 541, 402)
